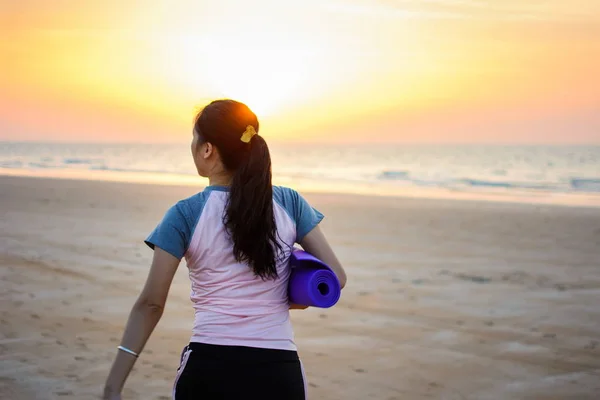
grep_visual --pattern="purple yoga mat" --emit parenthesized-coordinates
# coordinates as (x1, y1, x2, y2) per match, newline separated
(288, 250, 341, 308)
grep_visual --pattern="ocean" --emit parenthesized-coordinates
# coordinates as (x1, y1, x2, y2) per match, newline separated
(1, 142, 599, 204)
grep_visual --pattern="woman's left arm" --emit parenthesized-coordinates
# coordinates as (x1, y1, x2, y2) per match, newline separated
(103, 247, 180, 399)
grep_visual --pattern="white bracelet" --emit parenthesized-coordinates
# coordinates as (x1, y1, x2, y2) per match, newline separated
(117, 346, 139, 358)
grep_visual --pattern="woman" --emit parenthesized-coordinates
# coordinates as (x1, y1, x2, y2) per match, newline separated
(103, 99, 347, 400)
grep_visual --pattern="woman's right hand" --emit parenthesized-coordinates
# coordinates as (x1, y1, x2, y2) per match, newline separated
(289, 303, 309, 310)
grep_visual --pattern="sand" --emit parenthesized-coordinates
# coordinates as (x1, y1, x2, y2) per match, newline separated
(1, 175, 599, 399)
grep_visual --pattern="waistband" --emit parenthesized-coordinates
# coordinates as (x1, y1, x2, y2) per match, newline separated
(184, 342, 299, 362)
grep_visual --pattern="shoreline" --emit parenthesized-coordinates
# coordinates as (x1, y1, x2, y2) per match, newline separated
(2, 167, 600, 209)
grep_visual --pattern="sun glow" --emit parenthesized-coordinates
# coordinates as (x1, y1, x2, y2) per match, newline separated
(159, 31, 323, 118)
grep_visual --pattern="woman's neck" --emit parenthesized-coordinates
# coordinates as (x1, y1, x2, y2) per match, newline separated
(208, 172, 232, 187)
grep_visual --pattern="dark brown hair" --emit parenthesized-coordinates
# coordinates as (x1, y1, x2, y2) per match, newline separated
(194, 99, 281, 279)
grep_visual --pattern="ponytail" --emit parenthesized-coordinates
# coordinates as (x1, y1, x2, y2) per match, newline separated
(225, 135, 281, 279)
(194, 100, 282, 280)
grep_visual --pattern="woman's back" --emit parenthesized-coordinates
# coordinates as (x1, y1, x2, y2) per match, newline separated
(145, 185, 323, 350)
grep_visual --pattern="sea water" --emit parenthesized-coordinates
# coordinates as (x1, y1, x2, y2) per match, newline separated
(1, 142, 599, 202)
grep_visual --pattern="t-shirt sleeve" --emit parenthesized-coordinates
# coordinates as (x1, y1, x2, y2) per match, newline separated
(294, 191, 324, 242)
(144, 203, 190, 260)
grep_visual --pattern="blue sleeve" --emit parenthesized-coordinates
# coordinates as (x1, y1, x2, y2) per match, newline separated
(144, 202, 191, 260)
(294, 191, 324, 242)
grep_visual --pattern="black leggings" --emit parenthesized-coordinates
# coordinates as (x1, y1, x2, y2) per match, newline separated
(173, 342, 306, 400)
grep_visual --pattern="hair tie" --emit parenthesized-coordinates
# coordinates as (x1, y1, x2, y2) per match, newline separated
(240, 125, 257, 143)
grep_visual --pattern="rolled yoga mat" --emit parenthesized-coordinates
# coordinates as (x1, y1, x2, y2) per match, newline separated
(288, 250, 341, 308)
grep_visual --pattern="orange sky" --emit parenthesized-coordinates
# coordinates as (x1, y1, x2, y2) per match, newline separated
(1, 0, 599, 144)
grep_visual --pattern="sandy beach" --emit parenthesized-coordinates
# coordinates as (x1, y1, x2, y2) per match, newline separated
(1, 175, 599, 400)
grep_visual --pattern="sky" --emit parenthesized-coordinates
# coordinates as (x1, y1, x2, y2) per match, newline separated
(1, 0, 599, 144)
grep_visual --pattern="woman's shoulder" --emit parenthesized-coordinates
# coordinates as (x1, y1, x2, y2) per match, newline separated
(273, 186, 315, 214)
(273, 185, 297, 195)
(169, 190, 213, 219)
(272, 185, 301, 204)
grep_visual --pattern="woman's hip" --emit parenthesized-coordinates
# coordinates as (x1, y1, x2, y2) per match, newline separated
(173, 342, 306, 400)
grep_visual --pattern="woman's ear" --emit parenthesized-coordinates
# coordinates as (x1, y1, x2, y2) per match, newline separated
(203, 142, 214, 159)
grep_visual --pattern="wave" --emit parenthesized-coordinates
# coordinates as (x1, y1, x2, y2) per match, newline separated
(90, 165, 193, 176)
(63, 158, 99, 165)
(461, 179, 513, 189)
(28, 162, 54, 169)
(376, 173, 565, 192)
(570, 178, 600, 192)
(0, 158, 191, 177)
(463, 179, 563, 191)
(379, 170, 410, 180)
(0, 160, 23, 168)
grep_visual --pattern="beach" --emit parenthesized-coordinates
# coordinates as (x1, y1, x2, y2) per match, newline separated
(1, 175, 600, 399)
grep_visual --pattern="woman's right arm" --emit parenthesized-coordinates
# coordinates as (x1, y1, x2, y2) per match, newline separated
(299, 225, 347, 288)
